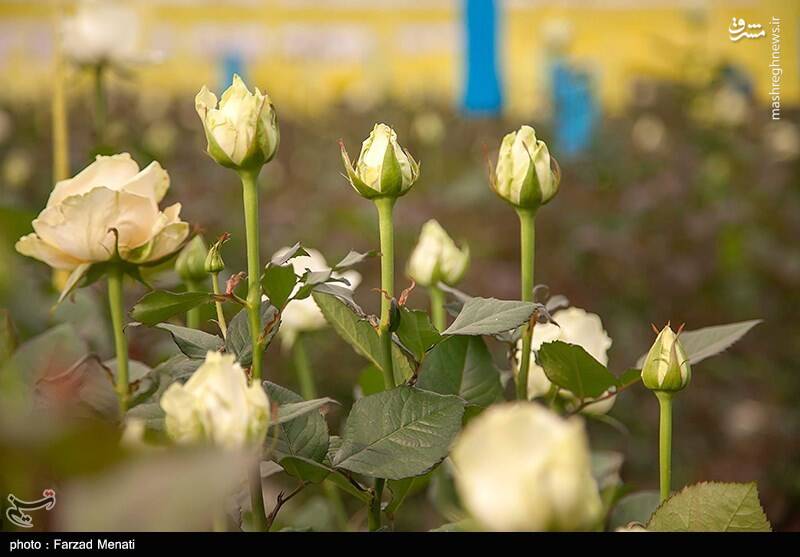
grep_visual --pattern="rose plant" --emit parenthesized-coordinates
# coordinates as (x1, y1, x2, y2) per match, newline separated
(6, 70, 772, 534)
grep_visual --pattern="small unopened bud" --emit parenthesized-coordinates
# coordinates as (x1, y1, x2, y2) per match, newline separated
(490, 125, 560, 211)
(205, 234, 228, 274)
(641, 324, 691, 393)
(175, 236, 208, 282)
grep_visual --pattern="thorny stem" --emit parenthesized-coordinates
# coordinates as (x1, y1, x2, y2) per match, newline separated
(374, 197, 396, 391)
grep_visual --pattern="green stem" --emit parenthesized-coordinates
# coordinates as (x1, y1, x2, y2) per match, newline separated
(370, 197, 397, 532)
(375, 197, 396, 391)
(368, 478, 385, 532)
(239, 168, 268, 532)
(516, 209, 536, 400)
(185, 279, 202, 330)
(211, 273, 227, 339)
(656, 391, 674, 502)
(107, 266, 129, 414)
(292, 333, 317, 399)
(429, 284, 446, 332)
(240, 169, 264, 381)
(248, 461, 267, 532)
(92, 63, 107, 146)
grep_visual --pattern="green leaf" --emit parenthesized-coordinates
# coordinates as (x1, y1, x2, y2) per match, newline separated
(225, 302, 280, 367)
(617, 368, 642, 389)
(416, 336, 502, 407)
(125, 401, 166, 432)
(261, 263, 297, 311)
(386, 473, 431, 514)
(608, 491, 661, 531)
(154, 324, 224, 359)
(271, 242, 308, 266)
(130, 290, 213, 326)
(151, 354, 203, 396)
(395, 308, 442, 362)
(333, 249, 377, 271)
(275, 398, 338, 425)
(442, 297, 536, 336)
(264, 382, 329, 463)
(312, 292, 414, 383)
(647, 482, 771, 532)
(356, 365, 385, 397)
(279, 456, 370, 503)
(332, 386, 465, 480)
(538, 341, 618, 399)
(636, 320, 762, 368)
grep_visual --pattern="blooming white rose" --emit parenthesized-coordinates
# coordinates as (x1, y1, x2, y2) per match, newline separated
(195, 75, 279, 170)
(271, 247, 361, 349)
(16, 153, 189, 275)
(340, 123, 419, 199)
(451, 402, 602, 531)
(160, 351, 270, 450)
(641, 325, 691, 393)
(516, 307, 615, 414)
(406, 220, 470, 287)
(61, 0, 156, 66)
(492, 125, 560, 210)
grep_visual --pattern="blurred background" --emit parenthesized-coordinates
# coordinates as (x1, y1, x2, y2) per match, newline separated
(0, 0, 798, 531)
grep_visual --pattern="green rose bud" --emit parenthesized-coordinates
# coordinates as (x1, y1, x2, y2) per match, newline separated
(195, 74, 279, 171)
(204, 237, 226, 274)
(406, 219, 470, 287)
(490, 125, 561, 210)
(340, 123, 420, 199)
(175, 236, 208, 282)
(641, 325, 692, 392)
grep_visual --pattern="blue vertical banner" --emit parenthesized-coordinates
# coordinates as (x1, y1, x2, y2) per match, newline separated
(220, 52, 245, 90)
(461, 0, 503, 115)
(551, 60, 597, 157)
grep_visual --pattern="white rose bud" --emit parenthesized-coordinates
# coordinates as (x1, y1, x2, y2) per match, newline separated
(491, 125, 560, 210)
(160, 351, 270, 449)
(641, 324, 691, 393)
(340, 123, 420, 199)
(406, 220, 470, 287)
(451, 402, 602, 531)
(195, 75, 279, 171)
(16, 153, 189, 272)
(61, 0, 156, 67)
(516, 307, 615, 414)
(272, 247, 361, 349)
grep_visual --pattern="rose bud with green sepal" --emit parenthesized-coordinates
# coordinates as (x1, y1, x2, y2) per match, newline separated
(490, 125, 561, 211)
(339, 123, 419, 200)
(641, 324, 692, 393)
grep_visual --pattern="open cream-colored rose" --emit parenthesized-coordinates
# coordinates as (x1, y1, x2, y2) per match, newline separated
(16, 153, 189, 273)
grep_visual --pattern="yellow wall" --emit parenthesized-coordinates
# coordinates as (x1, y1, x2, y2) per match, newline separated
(0, 0, 796, 116)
